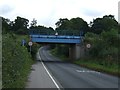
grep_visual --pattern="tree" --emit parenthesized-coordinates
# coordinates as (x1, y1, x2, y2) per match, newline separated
(85, 29, 119, 62)
(91, 15, 118, 34)
(55, 18, 70, 30)
(13, 16, 29, 34)
(30, 18, 37, 28)
(29, 25, 55, 35)
(55, 17, 89, 35)
(2, 17, 12, 34)
(69, 17, 89, 34)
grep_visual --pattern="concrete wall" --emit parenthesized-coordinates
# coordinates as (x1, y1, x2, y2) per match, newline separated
(69, 45, 75, 60)
(69, 44, 85, 60)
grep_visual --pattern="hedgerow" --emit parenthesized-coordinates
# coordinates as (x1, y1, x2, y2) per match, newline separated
(2, 33, 33, 88)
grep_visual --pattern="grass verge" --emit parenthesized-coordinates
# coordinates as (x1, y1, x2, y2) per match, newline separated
(74, 59, 120, 77)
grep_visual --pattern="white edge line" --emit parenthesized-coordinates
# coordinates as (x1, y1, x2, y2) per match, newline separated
(38, 48, 60, 90)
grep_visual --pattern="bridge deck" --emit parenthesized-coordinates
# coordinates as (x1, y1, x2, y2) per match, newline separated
(30, 35, 80, 39)
(30, 35, 82, 44)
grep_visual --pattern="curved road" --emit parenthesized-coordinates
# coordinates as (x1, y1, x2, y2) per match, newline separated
(26, 46, 119, 90)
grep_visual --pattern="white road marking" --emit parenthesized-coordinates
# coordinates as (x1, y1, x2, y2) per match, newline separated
(76, 70, 100, 74)
(38, 48, 60, 90)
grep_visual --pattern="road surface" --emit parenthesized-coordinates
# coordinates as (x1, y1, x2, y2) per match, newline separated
(26, 46, 119, 90)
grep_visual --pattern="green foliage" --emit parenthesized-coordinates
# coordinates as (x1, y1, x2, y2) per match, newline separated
(30, 18, 37, 27)
(2, 34, 33, 88)
(55, 44, 69, 57)
(31, 43, 41, 59)
(55, 17, 89, 35)
(12, 16, 29, 34)
(50, 47, 69, 62)
(29, 25, 55, 35)
(77, 18, 119, 76)
(2, 17, 12, 34)
(91, 15, 118, 34)
(85, 29, 119, 63)
(55, 18, 70, 30)
(84, 32, 98, 43)
(74, 58, 119, 77)
(70, 17, 89, 33)
(50, 44, 69, 58)
(2, 16, 29, 35)
(101, 29, 118, 47)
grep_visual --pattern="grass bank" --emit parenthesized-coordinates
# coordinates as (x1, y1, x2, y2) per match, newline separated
(74, 58, 119, 77)
(2, 33, 35, 88)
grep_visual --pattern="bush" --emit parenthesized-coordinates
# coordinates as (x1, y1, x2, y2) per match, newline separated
(85, 29, 119, 63)
(55, 44, 69, 57)
(2, 33, 33, 88)
(31, 43, 41, 59)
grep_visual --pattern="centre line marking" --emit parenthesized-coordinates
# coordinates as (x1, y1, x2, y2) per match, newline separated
(38, 48, 60, 90)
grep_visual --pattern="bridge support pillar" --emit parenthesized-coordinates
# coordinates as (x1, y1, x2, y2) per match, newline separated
(69, 44, 85, 60)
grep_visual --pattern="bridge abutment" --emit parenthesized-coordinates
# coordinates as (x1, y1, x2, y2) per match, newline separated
(69, 44, 85, 60)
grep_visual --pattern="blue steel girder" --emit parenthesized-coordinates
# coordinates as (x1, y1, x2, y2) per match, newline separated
(30, 35, 82, 44)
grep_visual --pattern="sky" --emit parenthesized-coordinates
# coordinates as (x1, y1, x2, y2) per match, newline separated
(0, 0, 119, 29)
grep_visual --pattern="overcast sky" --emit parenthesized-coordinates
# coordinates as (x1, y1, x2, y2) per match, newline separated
(0, 0, 119, 28)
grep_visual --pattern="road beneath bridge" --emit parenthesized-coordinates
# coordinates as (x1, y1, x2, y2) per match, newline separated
(26, 46, 119, 90)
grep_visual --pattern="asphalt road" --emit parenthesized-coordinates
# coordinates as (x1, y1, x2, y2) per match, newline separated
(26, 46, 119, 90)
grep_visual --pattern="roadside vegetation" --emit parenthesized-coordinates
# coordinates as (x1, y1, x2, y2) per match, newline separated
(2, 16, 40, 88)
(78, 28, 119, 76)
(2, 33, 34, 88)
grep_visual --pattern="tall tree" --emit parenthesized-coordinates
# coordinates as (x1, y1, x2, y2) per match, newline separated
(91, 15, 118, 34)
(13, 16, 29, 34)
(30, 18, 37, 28)
(2, 17, 12, 34)
(29, 25, 55, 35)
(55, 18, 70, 30)
(55, 17, 89, 35)
(69, 17, 89, 34)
